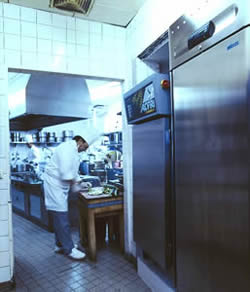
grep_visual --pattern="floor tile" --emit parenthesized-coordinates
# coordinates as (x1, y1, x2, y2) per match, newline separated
(0, 213, 151, 292)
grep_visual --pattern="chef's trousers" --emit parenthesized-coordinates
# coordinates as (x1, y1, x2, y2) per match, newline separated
(50, 210, 74, 255)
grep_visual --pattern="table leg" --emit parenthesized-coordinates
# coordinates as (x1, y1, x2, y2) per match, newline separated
(78, 203, 87, 246)
(119, 211, 124, 252)
(108, 217, 114, 241)
(87, 210, 96, 261)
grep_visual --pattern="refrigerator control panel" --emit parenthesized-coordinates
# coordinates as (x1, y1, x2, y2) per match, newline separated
(124, 73, 171, 124)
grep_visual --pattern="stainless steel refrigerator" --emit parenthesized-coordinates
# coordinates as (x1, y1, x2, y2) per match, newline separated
(169, 1, 250, 291)
(124, 73, 175, 286)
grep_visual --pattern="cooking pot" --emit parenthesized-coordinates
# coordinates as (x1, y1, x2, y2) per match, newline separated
(16, 163, 25, 172)
(62, 130, 74, 141)
(109, 132, 119, 144)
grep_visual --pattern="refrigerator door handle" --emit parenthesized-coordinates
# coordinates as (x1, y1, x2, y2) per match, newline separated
(165, 129, 171, 144)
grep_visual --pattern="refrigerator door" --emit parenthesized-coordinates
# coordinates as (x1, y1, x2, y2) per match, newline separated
(173, 28, 250, 292)
(133, 118, 172, 271)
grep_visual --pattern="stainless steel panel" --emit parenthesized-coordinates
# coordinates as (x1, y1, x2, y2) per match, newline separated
(9, 72, 91, 130)
(133, 118, 171, 270)
(169, 0, 250, 70)
(173, 28, 250, 292)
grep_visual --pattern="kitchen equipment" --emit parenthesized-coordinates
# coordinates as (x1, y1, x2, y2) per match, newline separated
(62, 130, 74, 141)
(109, 132, 119, 144)
(8, 72, 91, 131)
(80, 175, 101, 187)
(79, 161, 89, 175)
(32, 133, 37, 143)
(47, 132, 56, 143)
(169, 1, 250, 291)
(38, 132, 47, 143)
(124, 73, 174, 285)
(94, 161, 105, 169)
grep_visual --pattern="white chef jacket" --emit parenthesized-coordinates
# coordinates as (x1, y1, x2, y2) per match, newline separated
(43, 140, 81, 211)
(28, 145, 41, 164)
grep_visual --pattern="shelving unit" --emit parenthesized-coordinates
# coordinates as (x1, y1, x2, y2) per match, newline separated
(10, 142, 60, 145)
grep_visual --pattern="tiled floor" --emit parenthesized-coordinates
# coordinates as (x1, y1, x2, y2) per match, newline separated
(0, 214, 151, 292)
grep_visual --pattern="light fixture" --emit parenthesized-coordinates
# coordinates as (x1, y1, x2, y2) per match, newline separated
(50, 0, 95, 15)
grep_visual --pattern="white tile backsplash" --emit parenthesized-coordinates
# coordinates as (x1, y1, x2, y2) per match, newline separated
(37, 24, 52, 40)
(103, 24, 115, 38)
(0, 3, 2, 17)
(67, 58, 88, 75)
(37, 39, 52, 54)
(115, 26, 126, 40)
(52, 41, 66, 56)
(0, 266, 10, 282)
(37, 53, 53, 71)
(5, 34, 20, 50)
(4, 18, 20, 35)
(76, 18, 89, 32)
(21, 52, 37, 69)
(0, 34, 3, 49)
(66, 16, 75, 30)
(67, 29, 76, 43)
(89, 22, 102, 34)
(76, 31, 88, 46)
(0, 236, 8, 252)
(0, 18, 3, 33)
(0, 220, 8, 236)
(89, 33, 102, 48)
(52, 13, 66, 28)
(0, 205, 8, 220)
(4, 49, 21, 67)
(0, 125, 7, 157)
(51, 56, 67, 72)
(0, 251, 10, 268)
(52, 27, 66, 42)
(37, 10, 52, 25)
(0, 190, 8, 205)
(66, 43, 76, 57)
(20, 6, 36, 22)
(76, 44, 88, 58)
(21, 21, 36, 38)
(3, 3, 20, 19)
(21, 36, 36, 52)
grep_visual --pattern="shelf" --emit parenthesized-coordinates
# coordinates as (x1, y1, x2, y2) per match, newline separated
(10, 142, 60, 144)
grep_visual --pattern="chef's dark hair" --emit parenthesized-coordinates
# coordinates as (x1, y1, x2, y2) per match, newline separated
(73, 135, 87, 144)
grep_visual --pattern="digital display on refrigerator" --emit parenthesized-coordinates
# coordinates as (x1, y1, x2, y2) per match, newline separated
(125, 82, 156, 122)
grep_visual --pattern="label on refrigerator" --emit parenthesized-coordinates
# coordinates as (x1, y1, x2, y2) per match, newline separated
(125, 82, 156, 122)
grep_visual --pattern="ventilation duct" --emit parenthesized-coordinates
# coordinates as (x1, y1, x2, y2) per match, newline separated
(8, 72, 92, 131)
(50, 0, 95, 14)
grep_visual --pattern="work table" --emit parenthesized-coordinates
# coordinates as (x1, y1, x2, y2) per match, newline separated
(78, 191, 124, 261)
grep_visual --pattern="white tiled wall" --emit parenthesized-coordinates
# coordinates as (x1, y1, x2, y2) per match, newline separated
(0, 3, 126, 78)
(0, 267, 10, 283)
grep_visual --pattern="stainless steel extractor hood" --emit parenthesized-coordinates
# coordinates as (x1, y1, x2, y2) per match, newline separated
(8, 72, 92, 131)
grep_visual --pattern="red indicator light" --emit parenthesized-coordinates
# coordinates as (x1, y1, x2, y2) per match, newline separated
(161, 79, 170, 89)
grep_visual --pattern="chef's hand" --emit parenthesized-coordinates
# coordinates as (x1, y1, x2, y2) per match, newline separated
(80, 181, 92, 190)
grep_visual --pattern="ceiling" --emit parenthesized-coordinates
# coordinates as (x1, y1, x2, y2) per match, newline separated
(4, 0, 147, 27)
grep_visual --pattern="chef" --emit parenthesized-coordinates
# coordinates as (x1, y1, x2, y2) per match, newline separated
(43, 135, 89, 260)
(26, 134, 41, 170)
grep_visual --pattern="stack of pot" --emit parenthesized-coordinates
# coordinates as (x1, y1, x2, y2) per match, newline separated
(62, 130, 74, 142)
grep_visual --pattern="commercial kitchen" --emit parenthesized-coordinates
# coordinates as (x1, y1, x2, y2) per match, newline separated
(0, 0, 250, 291)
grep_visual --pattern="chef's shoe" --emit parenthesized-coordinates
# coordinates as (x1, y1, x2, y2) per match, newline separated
(54, 245, 64, 254)
(54, 244, 78, 254)
(68, 247, 86, 260)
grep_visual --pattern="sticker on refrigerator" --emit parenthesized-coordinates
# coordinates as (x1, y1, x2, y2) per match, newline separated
(227, 41, 239, 51)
